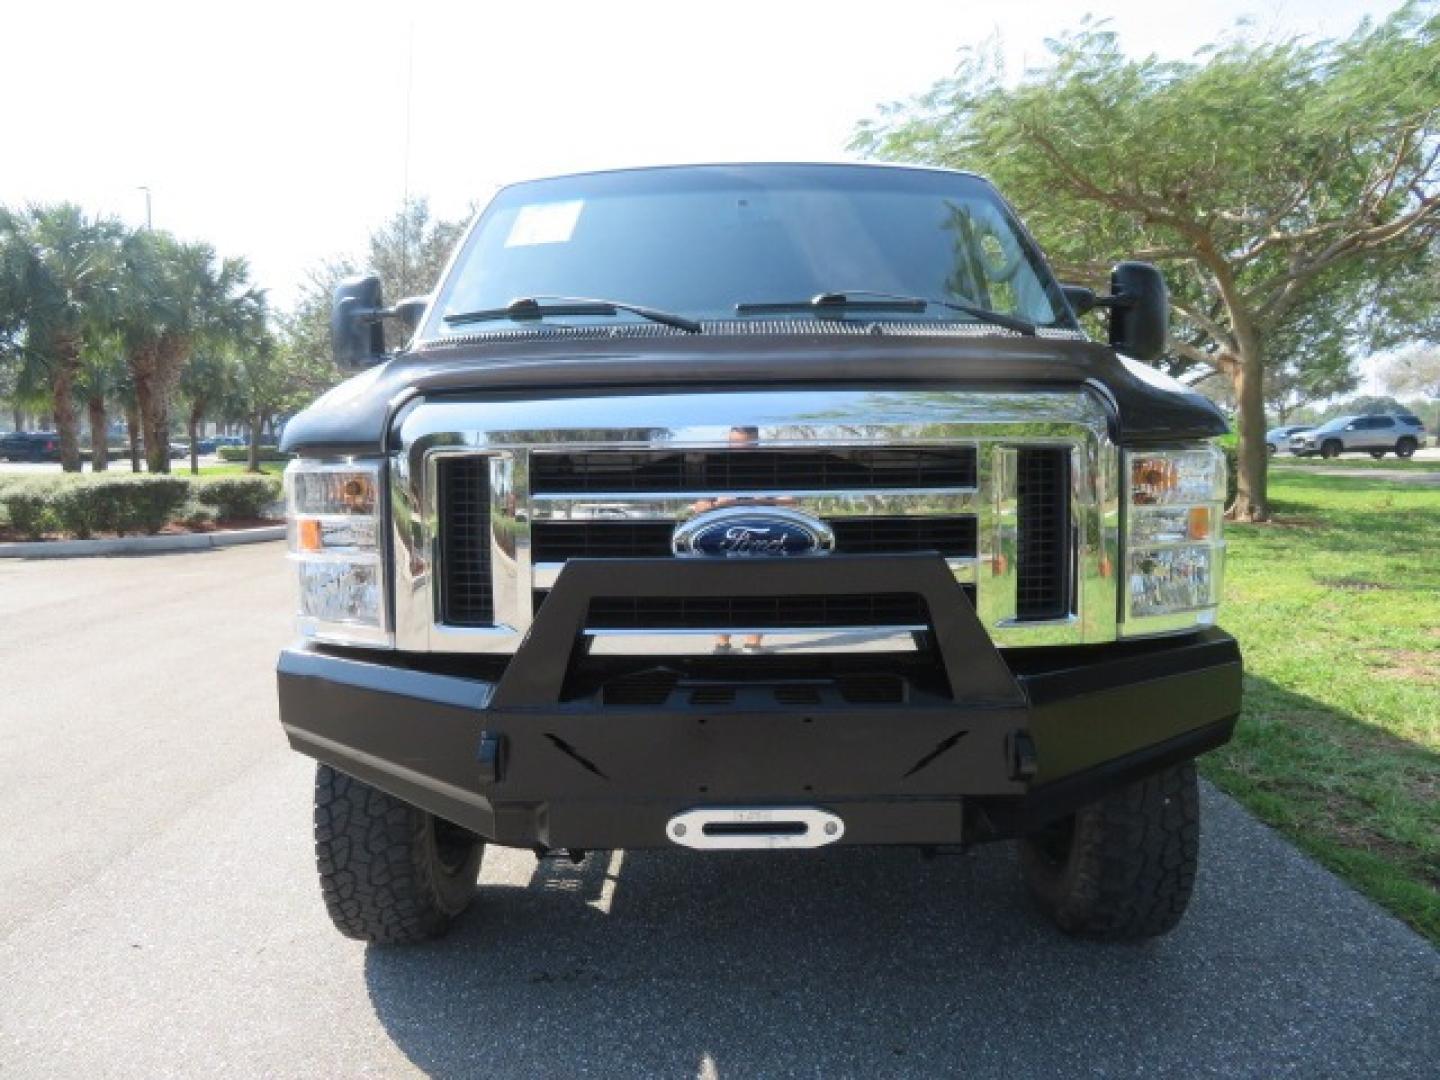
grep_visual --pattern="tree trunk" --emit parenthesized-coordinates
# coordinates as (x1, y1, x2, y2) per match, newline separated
(87, 397, 109, 472)
(124, 401, 142, 472)
(134, 371, 171, 474)
(187, 401, 204, 476)
(51, 353, 84, 473)
(247, 413, 264, 473)
(1229, 332, 1269, 522)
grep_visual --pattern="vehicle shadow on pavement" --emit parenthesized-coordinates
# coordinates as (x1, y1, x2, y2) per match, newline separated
(361, 793, 1439, 1078)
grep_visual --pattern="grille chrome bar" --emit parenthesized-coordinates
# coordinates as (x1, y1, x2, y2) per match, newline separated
(529, 488, 979, 522)
(532, 445, 977, 493)
(532, 557, 977, 590)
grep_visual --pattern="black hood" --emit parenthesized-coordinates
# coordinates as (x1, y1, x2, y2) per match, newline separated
(280, 328, 1227, 456)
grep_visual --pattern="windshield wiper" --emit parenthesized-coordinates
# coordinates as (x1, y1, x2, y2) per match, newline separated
(734, 290, 1036, 336)
(443, 295, 702, 333)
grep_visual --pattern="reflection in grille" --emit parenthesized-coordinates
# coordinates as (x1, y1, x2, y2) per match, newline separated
(438, 457, 493, 626)
(531, 447, 977, 493)
(530, 516, 977, 562)
(1015, 448, 1072, 620)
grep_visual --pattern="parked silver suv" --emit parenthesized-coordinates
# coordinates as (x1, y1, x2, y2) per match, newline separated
(1291, 413, 1428, 459)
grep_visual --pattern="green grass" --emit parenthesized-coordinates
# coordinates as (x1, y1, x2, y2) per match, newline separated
(171, 461, 286, 477)
(1208, 469, 1439, 943)
(1274, 455, 1440, 472)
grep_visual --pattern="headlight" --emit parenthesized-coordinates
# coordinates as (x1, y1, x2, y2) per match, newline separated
(285, 459, 391, 647)
(1122, 444, 1225, 634)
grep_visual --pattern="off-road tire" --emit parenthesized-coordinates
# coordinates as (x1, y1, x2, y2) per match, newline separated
(313, 764, 483, 944)
(1020, 761, 1200, 941)
(1396, 437, 1417, 459)
(1321, 439, 1342, 459)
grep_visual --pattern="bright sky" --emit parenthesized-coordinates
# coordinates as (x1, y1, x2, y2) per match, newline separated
(1, 0, 1407, 311)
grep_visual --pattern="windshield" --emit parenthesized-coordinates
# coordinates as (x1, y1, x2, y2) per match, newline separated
(427, 164, 1071, 337)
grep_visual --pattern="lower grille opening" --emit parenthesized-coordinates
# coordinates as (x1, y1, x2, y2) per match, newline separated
(689, 686, 736, 706)
(597, 668, 912, 708)
(581, 593, 929, 630)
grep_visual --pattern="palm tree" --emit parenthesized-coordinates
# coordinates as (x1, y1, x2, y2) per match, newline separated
(0, 205, 124, 471)
(178, 348, 235, 475)
(75, 333, 127, 471)
(118, 232, 262, 473)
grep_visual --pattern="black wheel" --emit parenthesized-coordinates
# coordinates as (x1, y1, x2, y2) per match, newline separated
(1020, 761, 1200, 941)
(1396, 437, 1417, 459)
(1266, 443, 1277, 456)
(1370, 450, 1386, 460)
(313, 763, 483, 944)
(1320, 440, 1342, 459)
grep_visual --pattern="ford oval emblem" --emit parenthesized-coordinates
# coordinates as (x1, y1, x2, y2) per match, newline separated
(673, 506, 835, 558)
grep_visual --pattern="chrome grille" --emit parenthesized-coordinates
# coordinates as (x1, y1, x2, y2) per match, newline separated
(392, 388, 1119, 652)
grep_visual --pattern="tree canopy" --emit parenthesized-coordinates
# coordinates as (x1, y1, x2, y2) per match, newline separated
(855, 2, 1440, 519)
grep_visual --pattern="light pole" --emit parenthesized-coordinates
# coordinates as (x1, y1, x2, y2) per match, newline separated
(137, 186, 152, 230)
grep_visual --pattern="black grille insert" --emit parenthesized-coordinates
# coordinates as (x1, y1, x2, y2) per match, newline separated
(438, 456, 493, 626)
(831, 516, 977, 557)
(531, 447, 977, 493)
(531, 516, 977, 562)
(1015, 448, 1072, 621)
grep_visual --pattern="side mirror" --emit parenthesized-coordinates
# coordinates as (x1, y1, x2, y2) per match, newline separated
(1106, 261, 1168, 364)
(1061, 284, 1097, 316)
(393, 295, 429, 334)
(331, 276, 387, 371)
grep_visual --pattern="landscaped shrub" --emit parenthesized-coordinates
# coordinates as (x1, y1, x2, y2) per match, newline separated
(2, 484, 54, 539)
(218, 445, 290, 463)
(109, 477, 191, 533)
(0, 476, 191, 538)
(194, 475, 283, 521)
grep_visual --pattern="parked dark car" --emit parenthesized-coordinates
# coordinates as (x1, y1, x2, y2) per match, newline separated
(0, 431, 61, 462)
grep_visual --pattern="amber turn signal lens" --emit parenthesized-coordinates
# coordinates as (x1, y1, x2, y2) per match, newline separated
(297, 518, 323, 552)
(1186, 506, 1211, 540)
(340, 476, 374, 511)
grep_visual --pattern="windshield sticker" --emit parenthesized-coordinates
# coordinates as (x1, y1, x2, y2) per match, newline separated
(505, 200, 583, 247)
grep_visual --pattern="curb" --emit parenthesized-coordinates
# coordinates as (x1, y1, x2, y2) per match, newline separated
(0, 525, 285, 559)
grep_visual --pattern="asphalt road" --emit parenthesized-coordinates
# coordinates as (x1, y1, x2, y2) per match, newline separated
(1, 544, 1436, 1078)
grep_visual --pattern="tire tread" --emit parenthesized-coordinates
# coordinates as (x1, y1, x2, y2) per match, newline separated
(313, 764, 478, 944)
(1022, 762, 1200, 941)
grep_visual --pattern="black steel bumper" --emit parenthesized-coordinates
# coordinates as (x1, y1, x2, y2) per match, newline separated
(277, 555, 1242, 848)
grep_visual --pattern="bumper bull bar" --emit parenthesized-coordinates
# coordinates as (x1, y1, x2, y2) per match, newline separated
(277, 555, 1242, 848)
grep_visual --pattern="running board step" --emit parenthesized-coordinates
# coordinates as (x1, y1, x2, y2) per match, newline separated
(666, 806, 845, 850)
